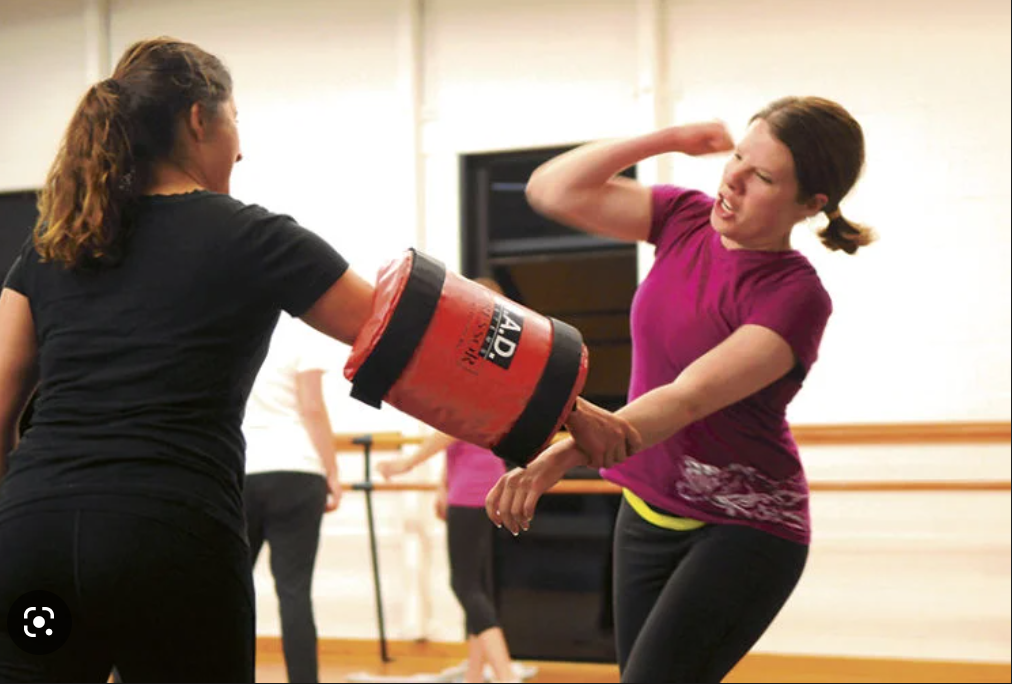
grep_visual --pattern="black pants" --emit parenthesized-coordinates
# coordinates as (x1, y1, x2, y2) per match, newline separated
(613, 498, 808, 683)
(446, 506, 498, 636)
(0, 505, 254, 683)
(243, 471, 327, 684)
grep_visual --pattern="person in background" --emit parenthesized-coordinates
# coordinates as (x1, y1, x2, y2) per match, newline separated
(243, 318, 343, 684)
(379, 277, 527, 684)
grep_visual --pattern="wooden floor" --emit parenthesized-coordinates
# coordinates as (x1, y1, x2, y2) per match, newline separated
(256, 638, 618, 683)
(254, 639, 1011, 683)
(256, 654, 617, 683)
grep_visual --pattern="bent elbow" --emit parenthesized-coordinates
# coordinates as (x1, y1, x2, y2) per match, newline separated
(524, 171, 556, 215)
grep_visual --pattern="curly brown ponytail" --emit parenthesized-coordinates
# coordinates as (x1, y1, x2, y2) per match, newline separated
(34, 79, 136, 268)
(34, 37, 232, 269)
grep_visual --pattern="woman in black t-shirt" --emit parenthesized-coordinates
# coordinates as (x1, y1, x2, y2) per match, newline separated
(0, 38, 373, 683)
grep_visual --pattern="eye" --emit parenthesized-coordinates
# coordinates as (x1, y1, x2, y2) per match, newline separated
(755, 171, 773, 184)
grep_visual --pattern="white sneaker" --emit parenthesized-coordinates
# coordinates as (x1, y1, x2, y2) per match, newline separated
(439, 660, 537, 683)
(482, 661, 538, 682)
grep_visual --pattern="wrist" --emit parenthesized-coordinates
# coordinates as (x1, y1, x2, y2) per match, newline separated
(652, 125, 693, 154)
(542, 443, 586, 472)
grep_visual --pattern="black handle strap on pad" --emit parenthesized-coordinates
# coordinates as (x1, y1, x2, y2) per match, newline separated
(350, 249, 446, 409)
(493, 318, 584, 468)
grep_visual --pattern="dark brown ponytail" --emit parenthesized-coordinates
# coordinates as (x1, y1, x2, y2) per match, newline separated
(818, 209, 876, 255)
(752, 96, 877, 255)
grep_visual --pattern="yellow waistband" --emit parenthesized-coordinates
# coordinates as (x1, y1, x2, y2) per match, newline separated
(623, 488, 706, 531)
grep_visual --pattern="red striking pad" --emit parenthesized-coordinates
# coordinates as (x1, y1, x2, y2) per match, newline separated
(344, 249, 588, 466)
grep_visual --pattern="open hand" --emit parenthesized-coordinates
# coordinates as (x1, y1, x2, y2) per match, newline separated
(485, 443, 584, 535)
(376, 458, 411, 480)
(325, 471, 342, 512)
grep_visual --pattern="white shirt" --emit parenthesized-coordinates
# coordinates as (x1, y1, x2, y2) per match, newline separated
(243, 318, 338, 476)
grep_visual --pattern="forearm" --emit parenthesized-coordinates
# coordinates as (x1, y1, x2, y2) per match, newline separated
(527, 127, 690, 204)
(536, 436, 592, 472)
(407, 432, 457, 470)
(298, 409, 339, 477)
(614, 325, 797, 452)
(614, 383, 702, 453)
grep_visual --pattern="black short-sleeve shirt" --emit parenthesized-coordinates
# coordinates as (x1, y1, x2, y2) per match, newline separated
(0, 191, 348, 539)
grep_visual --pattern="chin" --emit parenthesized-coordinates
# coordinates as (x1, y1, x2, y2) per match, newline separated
(710, 208, 731, 235)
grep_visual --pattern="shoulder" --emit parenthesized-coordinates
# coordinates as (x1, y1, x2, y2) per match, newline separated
(650, 185, 715, 250)
(652, 185, 715, 226)
(204, 194, 299, 233)
(747, 255, 833, 318)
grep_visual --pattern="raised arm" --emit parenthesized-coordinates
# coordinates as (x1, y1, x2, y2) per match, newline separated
(525, 122, 734, 242)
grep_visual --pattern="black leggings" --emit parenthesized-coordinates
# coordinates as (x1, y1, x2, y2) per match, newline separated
(446, 505, 498, 636)
(244, 471, 327, 684)
(0, 504, 254, 683)
(613, 498, 807, 683)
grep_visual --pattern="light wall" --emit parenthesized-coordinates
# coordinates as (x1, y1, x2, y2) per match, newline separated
(1, 0, 1008, 663)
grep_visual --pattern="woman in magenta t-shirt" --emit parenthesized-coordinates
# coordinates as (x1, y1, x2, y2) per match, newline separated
(486, 97, 874, 682)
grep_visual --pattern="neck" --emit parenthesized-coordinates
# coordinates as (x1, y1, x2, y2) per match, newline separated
(719, 226, 793, 252)
(144, 159, 209, 196)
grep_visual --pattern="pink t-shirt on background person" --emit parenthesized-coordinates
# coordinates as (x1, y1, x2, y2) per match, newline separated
(602, 185, 832, 545)
(446, 440, 507, 508)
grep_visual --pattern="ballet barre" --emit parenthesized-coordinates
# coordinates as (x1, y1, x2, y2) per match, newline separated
(339, 479, 1011, 494)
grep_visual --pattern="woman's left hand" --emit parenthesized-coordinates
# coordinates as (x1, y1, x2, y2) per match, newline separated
(485, 442, 585, 535)
(325, 470, 342, 512)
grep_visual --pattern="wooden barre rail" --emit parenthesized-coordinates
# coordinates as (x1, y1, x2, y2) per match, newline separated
(790, 421, 1010, 445)
(334, 432, 425, 451)
(333, 425, 1011, 494)
(341, 479, 1012, 494)
(334, 421, 1011, 452)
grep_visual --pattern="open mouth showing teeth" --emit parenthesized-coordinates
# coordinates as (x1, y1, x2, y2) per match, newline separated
(719, 197, 734, 213)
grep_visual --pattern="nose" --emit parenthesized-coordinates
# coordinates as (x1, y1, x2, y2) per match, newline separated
(723, 160, 746, 195)
(235, 151, 243, 163)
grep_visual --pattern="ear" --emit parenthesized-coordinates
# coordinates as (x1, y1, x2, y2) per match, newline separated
(186, 102, 210, 142)
(801, 192, 828, 219)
